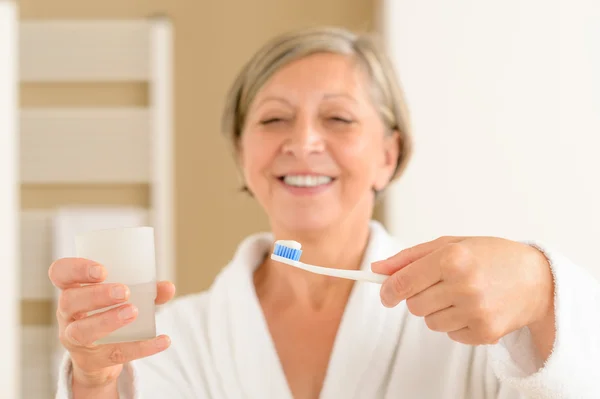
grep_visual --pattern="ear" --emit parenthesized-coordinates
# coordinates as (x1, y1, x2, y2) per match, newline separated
(233, 136, 248, 183)
(234, 134, 245, 166)
(373, 130, 400, 191)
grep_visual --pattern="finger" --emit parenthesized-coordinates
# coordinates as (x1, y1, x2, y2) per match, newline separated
(58, 283, 130, 321)
(155, 281, 176, 305)
(64, 304, 138, 347)
(380, 248, 447, 307)
(49, 257, 107, 289)
(446, 327, 501, 345)
(94, 335, 171, 369)
(405, 282, 452, 317)
(372, 236, 463, 275)
(424, 306, 467, 333)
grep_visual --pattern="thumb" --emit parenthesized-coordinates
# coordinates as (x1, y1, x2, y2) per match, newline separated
(372, 236, 463, 275)
(155, 281, 176, 305)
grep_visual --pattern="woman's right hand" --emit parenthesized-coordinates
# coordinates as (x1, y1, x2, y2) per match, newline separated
(48, 257, 176, 391)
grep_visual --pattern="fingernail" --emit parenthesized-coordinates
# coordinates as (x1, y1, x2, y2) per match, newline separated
(380, 284, 396, 308)
(119, 306, 137, 320)
(156, 335, 171, 349)
(111, 285, 127, 300)
(89, 265, 103, 280)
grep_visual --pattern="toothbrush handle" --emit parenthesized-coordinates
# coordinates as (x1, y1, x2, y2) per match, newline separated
(338, 269, 388, 284)
(307, 264, 388, 284)
(270, 254, 389, 284)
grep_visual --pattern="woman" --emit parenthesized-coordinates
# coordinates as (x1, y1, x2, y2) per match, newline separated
(52, 27, 599, 398)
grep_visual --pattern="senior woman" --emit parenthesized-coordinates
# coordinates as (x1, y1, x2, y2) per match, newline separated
(52, 27, 599, 398)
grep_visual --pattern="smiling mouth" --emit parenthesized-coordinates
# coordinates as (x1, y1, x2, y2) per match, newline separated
(278, 174, 335, 188)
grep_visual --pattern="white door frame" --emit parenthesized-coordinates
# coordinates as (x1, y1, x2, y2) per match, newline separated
(0, 1, 20, 397)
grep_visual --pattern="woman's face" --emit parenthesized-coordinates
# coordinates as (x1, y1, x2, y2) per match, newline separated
(239, 52, 399, 234)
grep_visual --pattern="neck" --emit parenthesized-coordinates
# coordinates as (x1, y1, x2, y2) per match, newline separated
(254, 216, 372, 310)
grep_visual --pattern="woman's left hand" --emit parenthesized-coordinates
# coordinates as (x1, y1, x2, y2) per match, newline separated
(372, 236, 555, 348)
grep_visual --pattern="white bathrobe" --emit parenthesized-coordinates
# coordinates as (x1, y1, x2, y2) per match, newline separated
(56, 221, 600, 398)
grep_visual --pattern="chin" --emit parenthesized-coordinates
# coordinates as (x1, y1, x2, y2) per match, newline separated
(274, 211, 338, 235)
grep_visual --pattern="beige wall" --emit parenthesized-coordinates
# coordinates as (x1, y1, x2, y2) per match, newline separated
(19, 0, 382, 297)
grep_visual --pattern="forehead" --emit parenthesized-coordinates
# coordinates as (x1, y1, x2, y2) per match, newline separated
(254, 52, 371, 103)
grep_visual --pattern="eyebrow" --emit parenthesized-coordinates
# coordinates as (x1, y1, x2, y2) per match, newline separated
(254, 96, 293, 108)
(323, 92, 358, 103)
(254, 92, 359, 109)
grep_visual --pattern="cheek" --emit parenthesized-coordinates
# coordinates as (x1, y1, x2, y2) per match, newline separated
(335, 136, 381, 178)
(239, 134, 275, 183)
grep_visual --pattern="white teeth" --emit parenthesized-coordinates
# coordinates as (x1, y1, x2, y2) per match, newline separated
(283, 175, 332, 187)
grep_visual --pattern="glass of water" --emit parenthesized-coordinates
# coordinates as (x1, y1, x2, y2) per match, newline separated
(75, 226, 157, 344)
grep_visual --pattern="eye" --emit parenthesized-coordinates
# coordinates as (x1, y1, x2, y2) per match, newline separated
(260, 117, 285, 125)
(329, 116, 353, 124)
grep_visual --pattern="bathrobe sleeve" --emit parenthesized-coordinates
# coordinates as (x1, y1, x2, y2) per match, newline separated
(54, 343, 196, 399)
(488, 242, 600, 398)
(55, 296, 205, 399)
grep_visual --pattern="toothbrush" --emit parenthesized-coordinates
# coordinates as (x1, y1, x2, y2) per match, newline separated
(270, 240, 389, 284)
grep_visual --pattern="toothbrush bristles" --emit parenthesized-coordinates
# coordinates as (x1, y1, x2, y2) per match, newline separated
(273, 243, 302, 261)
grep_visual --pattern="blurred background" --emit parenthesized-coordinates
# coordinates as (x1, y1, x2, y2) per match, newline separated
(0, 0, 598, 397)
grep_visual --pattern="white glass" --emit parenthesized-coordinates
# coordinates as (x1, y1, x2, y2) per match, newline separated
(75, 226, 157, 344)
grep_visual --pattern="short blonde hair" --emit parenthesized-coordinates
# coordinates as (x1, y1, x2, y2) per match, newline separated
(222, 26, 413, 181)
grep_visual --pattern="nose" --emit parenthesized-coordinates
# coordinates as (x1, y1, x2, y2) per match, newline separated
(281, 119, 325, 157)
